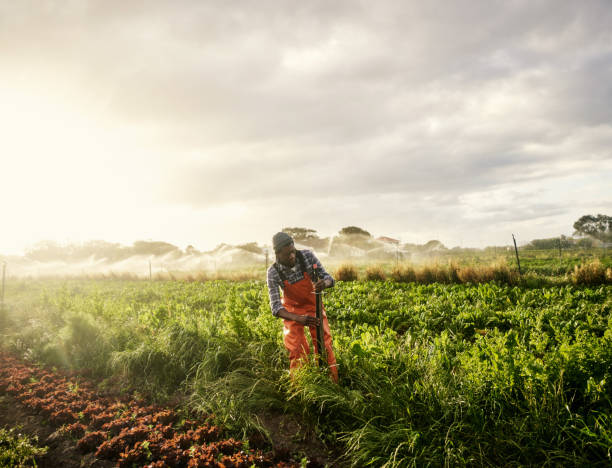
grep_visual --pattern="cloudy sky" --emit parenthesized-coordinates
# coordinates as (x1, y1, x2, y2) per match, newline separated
(1, 0, 611, 254)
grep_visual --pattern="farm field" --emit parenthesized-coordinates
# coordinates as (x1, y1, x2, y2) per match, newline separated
(1, 275, 611, 467)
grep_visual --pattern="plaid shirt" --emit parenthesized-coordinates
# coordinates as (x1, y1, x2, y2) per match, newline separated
(266, 249, 335, 317)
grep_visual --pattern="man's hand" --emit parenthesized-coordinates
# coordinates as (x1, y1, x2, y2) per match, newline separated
(297, 314, 320, 327)
(277, 308, 320, 326)
(313, 279, 327, 293)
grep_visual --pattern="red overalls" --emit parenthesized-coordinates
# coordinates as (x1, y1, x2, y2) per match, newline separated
(281, 271, 339, 383)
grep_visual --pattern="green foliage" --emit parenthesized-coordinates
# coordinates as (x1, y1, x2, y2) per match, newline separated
(0, 427, 47, 467)
(574, 214, 612, 244)
(338, 226, 371, 237)
(1, 278, 611, 466)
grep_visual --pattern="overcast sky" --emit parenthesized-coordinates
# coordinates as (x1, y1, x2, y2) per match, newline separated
(1, 0, 611, 254)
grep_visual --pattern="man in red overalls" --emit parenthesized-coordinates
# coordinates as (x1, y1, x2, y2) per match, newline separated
(266, 232, 339, 383)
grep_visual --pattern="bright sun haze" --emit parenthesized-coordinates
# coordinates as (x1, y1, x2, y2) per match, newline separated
(1, 1, 611, 256)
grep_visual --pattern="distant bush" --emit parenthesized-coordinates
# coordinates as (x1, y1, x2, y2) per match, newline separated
(490, 262, 519, 284)
(572, 260, 609, 285)
(390, 262, 520, 285)
(364, 265, 386, 281)
(335, 264, 359, 281)
(415, 265, 439, 284)
(390, 265, 416, 283)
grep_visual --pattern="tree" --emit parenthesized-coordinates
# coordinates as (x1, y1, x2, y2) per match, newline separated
(282, 227, 320, 242)
(131, 241, 180, 257)
(524, 235, 574, 250)
(185, 245, 200, 255)
(338, 226, 371, 237)
(282, 227, 330, 250)
(573, 214, 612, 244)
(236, 242, 263, 254)
(421, 240, 446, 251)
(337, 226, 374, 251)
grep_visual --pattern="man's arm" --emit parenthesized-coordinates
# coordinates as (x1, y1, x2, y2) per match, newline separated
(277, 308, 319, 326)
(266, 266, 285, 317)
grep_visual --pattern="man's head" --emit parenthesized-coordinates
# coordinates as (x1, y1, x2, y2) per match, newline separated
(273, 232, 296, 267)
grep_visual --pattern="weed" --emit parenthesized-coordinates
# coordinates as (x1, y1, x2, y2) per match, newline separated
(0, 427, 48, 467)
(335, 264, 359, 281)
(364, 265, 386, 281)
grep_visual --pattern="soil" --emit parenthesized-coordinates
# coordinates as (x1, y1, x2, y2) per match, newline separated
(0, 392, 112, 468)
(0, 354, 339, 467)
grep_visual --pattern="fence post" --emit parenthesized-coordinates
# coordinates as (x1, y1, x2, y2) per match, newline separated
(512, 234, 522, 275)
(264, 248, 269, 272)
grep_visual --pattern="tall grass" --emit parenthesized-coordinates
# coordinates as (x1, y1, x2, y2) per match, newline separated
(571, 260, 611, 285)
(335, 264, 359, 281)
(364, 265, 386, 281)
(388, 261, 520, 285)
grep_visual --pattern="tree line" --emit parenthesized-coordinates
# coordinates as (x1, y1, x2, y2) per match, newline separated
(11, 214, 610, 262)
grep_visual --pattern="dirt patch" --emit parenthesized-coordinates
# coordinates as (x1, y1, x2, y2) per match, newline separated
(0, 354, 330, 467)
(0, 393, 112, 468)
(255, 411, 342, 467)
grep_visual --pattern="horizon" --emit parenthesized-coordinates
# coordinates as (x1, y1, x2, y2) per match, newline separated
(0, 227, 595, 259)
(2, 1, 611, 256)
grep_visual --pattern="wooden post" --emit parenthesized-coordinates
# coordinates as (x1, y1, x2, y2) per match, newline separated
(512, 234, 522, 275)
(558, 238, 562, 266)
(265, 248, 269, 272)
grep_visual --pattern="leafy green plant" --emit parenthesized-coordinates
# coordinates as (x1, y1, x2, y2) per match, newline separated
(1, 277, 611, 466)
(0, 427, 48, 467)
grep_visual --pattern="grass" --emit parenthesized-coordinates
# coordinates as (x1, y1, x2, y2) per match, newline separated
(336, 258, 610, 286)
(364, 265, 386, 281)
(0, 427, 48, 467)
(572, 259, 611, 285)
(334, 264, 359, 281)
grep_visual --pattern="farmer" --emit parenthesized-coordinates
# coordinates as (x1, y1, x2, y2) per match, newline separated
(267, 232, 339, 383)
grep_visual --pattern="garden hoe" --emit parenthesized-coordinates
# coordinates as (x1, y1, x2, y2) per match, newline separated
(312, 263, 327, 367)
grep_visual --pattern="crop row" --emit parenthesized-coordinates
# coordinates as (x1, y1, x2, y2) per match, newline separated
(0, 353, 299, 468)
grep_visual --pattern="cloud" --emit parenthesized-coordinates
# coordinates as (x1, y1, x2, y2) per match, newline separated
(1, 0, 611, 250)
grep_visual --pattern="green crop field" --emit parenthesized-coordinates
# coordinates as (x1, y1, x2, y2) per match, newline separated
(1, 275, 611, 466)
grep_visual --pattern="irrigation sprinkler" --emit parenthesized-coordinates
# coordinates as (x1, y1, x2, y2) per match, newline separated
(512, 234, 522, 275)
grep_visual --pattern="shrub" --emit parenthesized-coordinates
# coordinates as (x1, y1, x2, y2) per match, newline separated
(0, 427, 48, 467)
(365, 265, 386, 281)
(572, 260, 607, 285)
(415, 265, 437, 284)
(335, 264, 359, 281)
(458, 265, 484, 284)
(447, 262, 461, 284)
(390, 265, 416, 283)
